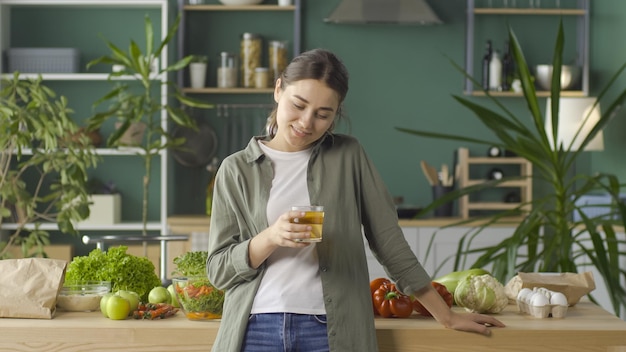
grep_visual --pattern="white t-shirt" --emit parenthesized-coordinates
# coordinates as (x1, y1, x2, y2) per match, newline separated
(250, 141, 326, 315)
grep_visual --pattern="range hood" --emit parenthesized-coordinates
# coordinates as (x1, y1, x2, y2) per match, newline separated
(324, 0, 443, 25)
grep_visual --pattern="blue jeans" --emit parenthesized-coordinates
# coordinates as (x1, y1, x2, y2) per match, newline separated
(241, 313, 329, 352)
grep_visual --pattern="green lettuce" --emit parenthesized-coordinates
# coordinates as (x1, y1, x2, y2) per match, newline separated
(65, 246, 162, 301)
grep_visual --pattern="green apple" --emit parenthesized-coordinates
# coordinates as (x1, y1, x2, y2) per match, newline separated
(117, 290, 140, 313)
(106, 295, 131, 320)
(148, 286, 171, 304)
(167, 284, 180, 308)
(100, 292, 115, 318)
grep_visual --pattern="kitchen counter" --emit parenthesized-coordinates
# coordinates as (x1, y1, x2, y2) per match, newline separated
(167, 214, 526, 234)
(1, 301, 624, 351)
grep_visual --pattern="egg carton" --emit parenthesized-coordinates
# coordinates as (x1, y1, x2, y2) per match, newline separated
(516, 287, 568, 319)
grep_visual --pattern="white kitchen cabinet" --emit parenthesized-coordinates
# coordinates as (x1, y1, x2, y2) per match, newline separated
(415, 226, 515, 278)
(0, 0, 170, 235)
(364, 225, 515, 282)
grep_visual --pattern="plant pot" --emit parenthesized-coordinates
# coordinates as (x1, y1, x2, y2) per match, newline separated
(189, 62, 207, 89)
(77, 194, 122, 225)
(115, 121, 146, 146)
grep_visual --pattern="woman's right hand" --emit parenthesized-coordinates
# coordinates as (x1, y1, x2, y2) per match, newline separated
(248, 210, 312, 268)
(266, 210, 314, 246)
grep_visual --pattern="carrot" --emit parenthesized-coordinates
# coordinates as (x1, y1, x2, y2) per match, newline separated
(197, 285, 213, 296)
(132, 303, 178, 320)
(185, 286, 200, 297)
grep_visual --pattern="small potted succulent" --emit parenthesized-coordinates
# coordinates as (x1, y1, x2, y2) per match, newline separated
(189, 55, 209, 89)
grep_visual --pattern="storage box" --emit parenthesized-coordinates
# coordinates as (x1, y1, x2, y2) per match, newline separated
(79, 194, 121, 225)
(573, 193, 626, 222)
(6, 48, 80, 73)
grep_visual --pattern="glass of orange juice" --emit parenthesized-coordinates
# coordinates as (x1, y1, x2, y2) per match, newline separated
(290, 205, 325, 242)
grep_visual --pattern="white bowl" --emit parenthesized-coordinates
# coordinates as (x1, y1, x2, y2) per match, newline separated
(219, 0, 263, 5)
(534, 64, 581, 91)
(56, 281, 111, 312)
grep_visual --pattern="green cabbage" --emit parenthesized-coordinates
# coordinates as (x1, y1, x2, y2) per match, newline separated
(454, 274, 509, 314)
(65, 246, 162, 302)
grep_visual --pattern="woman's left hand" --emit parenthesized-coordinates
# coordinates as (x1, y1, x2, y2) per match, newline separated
(413, 284, 505, 336)
(442, 310, 505, 336)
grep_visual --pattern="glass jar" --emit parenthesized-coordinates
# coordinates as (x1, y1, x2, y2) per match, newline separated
(268, 40, 288, 84)
(240, 33, 262, 88)
(217, 51, 238, 88)
(254, 67, 269, 88)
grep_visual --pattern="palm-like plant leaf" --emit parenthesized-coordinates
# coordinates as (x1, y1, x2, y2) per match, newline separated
(396, 21, 626, 316)
(86, 14, 214, 236)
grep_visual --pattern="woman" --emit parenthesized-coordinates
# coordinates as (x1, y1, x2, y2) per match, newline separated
(207, 48, 504, 352)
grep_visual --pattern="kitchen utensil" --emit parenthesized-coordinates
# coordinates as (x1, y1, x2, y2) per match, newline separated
(420, 160, 439, 186)
(440, 164, 453, 187)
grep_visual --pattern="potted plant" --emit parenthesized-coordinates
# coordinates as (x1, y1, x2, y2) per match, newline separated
(86, 14, 213, 237)
(0, 73, 99, 259)
(189, 55, 209, 89)
(396, 22, 626, 316)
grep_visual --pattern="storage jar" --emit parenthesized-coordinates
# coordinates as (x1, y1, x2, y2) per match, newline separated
(268, 40, 288, 83)
(217, 51, 238, 88)
(240, 33, 262, 88)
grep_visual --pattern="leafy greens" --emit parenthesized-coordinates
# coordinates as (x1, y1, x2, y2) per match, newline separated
(172, 251, 208, 277)
(65, 246, 162, 301)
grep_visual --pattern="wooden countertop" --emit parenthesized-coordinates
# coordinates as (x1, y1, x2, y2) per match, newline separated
(1, 301, 624, 351)
(167, 214, 525, 234)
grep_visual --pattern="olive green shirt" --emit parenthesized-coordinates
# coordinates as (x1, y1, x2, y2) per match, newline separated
(207, 133, 431, 351)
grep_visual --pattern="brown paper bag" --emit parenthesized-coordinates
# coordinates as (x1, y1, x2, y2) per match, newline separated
(0, 258, 67, 319)
(515, 272, 596, 306)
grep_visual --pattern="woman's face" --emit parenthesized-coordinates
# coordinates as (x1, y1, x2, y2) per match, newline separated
(268, 78, 340, 152)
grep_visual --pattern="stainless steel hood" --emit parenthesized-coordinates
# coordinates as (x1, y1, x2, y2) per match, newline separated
(324, 0, 443, 25)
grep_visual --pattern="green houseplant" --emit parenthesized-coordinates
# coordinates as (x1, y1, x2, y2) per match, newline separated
(397, 22, 626, 316)
(189, 55, 209, 89)
(0, 74, 99, 259)
(86, 15, 213, 236)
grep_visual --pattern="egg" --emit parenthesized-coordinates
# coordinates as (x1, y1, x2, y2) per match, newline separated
(517, 288, 533, 302)
(530, 292, 549, 307)
(536, 287, 552, 300)
(550, 292, 568, 306)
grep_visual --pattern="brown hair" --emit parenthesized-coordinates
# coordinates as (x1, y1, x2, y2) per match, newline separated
(266, 48, 349, 138)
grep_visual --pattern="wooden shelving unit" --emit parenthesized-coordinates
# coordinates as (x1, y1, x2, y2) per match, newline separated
(457, 147, 532, 219)
(176, 0, 302, 92)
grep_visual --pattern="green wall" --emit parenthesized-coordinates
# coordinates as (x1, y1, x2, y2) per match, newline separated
(9, 0, 626, 217)
(302, 0, 626, 208)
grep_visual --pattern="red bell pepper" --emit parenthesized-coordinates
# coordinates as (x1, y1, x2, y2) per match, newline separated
(372, 281, 413, 318)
